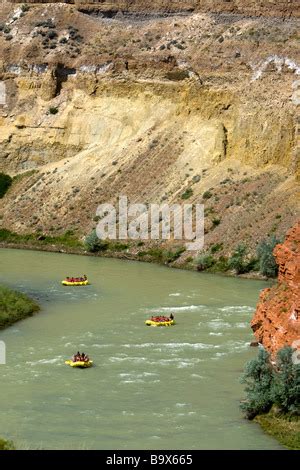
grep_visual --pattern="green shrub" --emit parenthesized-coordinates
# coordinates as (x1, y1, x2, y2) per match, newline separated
(0, 438, 15, 450)
(212, 217, 221, 227)
(241, 346, 300, 420)
(246, 257, 260, 272)
(195, 253, 215, 271)
(0, 229, 12, 241)
(240, 349, 274, 419)
(210, 243, 223, 254)
(203, 190, 213, 200)
(271, 347, 300, 415)
(213, 256, 229, 272)
(35, 19, 55, 28)
(47, 30, 58, 40)
(0, 173, 12, 198)
(108, 242, 129, 252)
(181, 188, 193, 200)
(146, 248, 164, 261)
(163, 246, 186, 263)
(84, 229, 108, 253)
(49, 107, 58, 115)
(21, 4, 30, 12)
(257, 235, 281, 278)
(228, 244, 255, 274)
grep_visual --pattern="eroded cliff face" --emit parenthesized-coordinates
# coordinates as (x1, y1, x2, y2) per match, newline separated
(0, 2, 299, 254)
(2, 1, 300, 19)
(251, 221, 300, 357)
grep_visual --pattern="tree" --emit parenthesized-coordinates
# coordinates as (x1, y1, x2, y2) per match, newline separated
(240, 348, 274, 419)
(257, 235, 281, 278)
(84, 229, 108, 253)
(228, 244, 248, 274)
(271, 346, 300, 415)
(195, 253, 215, 271)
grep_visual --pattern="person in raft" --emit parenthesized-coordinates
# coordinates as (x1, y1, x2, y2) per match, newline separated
(66, 275, 87, 283)
(72, 352, 89, 363)
(72, 351, 80, 362)
(170, 313, 174, 321)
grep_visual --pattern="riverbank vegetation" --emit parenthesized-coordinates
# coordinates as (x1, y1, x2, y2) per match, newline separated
(195, 235, 281, 278)
(0, 229, 82, 250)
(0, 285, 40, 329)
(0, 438, 15, 450)
(255, 412, 299, 450)
(0, 226, 280, 278)
(240, 346, 300, 449)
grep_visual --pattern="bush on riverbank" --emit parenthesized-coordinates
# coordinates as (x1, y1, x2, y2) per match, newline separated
(84, 229, 109, 252)
(228, 244, 258, 274)
(0, 438, 15, 450)
(240, 346, 300, 419)
(0, 229, 82, 249)
(240, 346, 300, 448)
(0, 285, 40, 329)
(0, 226, 280, 278)
(195, 243, 257, 274)
(240, 348, 274, 419)
(194, 237, 281, 277)
(257, 235, 281, 278)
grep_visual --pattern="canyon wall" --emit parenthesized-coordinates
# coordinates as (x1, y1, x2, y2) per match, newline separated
(251, 221, 300, 357)
(1, 1, 300, 19)
(0, 1, 299, 254)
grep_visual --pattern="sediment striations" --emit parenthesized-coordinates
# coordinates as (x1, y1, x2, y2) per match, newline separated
(1, 1, 300, 19)
(251, 221, 300, 357)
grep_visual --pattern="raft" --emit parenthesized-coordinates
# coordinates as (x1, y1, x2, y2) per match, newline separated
(62, 280, 89, 286)
(145, 319, 175, 327)
(65, 360, 93, 368)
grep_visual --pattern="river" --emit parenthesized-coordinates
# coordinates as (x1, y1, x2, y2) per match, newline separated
(0, 248, 281, 450)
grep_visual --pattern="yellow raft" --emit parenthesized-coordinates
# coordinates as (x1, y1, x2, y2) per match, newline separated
(145, 320, 175, 327)
(65, 360, 93, 368)
(62, 280, 89, 286)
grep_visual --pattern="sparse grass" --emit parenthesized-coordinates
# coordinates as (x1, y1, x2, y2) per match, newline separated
(12, 170, 38, 184)
(255, 413, 300, 450)
(0, 229, 82, 249)
(0, 438, 15, 450)
(0, 285, 40, 330)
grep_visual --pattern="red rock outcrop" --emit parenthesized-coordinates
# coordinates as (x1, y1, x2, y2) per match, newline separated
(251, 221, 300, 357)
